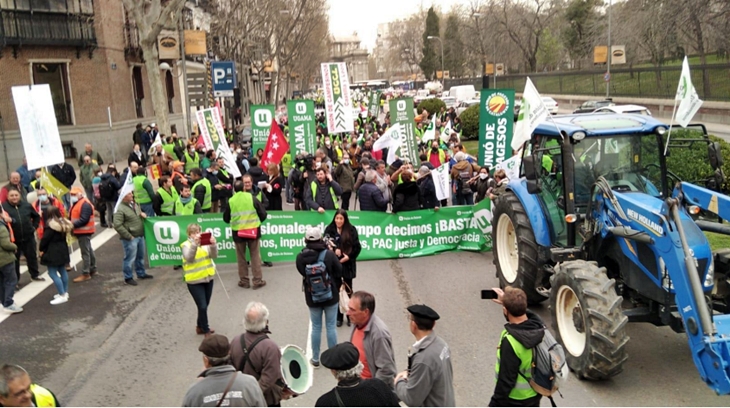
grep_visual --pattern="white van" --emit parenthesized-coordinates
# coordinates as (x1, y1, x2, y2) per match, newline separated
(449, 85, 477, 104)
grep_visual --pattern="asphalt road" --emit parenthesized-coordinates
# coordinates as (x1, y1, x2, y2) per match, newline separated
(1, 231, 728, 406)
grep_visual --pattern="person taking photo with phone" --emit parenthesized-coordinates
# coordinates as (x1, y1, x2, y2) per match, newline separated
(181, 223, 218, 336)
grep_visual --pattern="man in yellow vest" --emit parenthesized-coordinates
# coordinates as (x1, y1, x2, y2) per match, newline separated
(132, 167, 156, 217)
(281, 152, 294, 204)
(183, 145, 201, 174)
(190, 168, 212, 213)
(489, 287, 543, 407)
(223, 180, 267, 290)
(0, 364, 60, 407)
(174, 185, 202, 215)
(304, 168, 342, 213)
(153, 176, 179, 216)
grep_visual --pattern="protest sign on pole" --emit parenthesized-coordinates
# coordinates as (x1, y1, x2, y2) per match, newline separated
(478, 89, 515, 169)
(421, 120, 436, 143)
(144, 200, 493, 266)
(196, 106, 241, 178)
(11, 84, 64, 169)
(368, 91, 381, 117)
(512, 77, 549, 151)
(287, 100, 317, 156)
(432, 162, 451, 201)
(373, 124, 402, 164)
(251, 105, 276, 155)
(388, 98, 419, 163)
(320, 62, 354, 133)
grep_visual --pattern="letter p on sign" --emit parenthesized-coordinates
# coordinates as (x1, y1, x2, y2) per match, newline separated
(254, 109, 272, 127)
(213, 68, 225, 84)
(295, 102, 306, 115)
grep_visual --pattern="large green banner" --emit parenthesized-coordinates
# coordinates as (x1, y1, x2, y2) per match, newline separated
(368, 91, 381, 117)
(287, 100, 316, 156)
(143, 200, 494, 266)
(388, 98, 419, 163)
(251, 104, 276, 155)
(478, 90, 515, 169)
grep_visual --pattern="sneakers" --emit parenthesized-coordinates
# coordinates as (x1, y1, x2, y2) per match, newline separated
(310, 358, 320, 368)
(52, 293, 69, 300)
(125, 278, 138, 286)
(73, 274, 91, 283)
(50, 296, 68, 305)
(4, 303, 23, 314)
(138, 274, 154, 280)
(252, 281, 267, 290)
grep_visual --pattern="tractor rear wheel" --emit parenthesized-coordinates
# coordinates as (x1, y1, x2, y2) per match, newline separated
(492, 191, 544, 304)
(550, 260, 629, 380)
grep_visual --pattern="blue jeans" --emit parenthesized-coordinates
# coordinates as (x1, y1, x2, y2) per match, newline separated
(122, 237, 147, 280)
(140, 203, 156, 218)
(0, 262, 17, 307)
(188, 281, 214, 333)
(455, 192, 474, 206)
(309, 303, 338, 362)
(47, 265, 69, 296)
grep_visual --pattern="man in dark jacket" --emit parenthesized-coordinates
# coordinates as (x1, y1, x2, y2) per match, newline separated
(304, 168, 342, 213)
(489, 287, 544, 407)
(315, 342, 400, 407)
(295, 226, 342, 367)
(358, 171, 388, 212)
(50, 162, 76, 210)
(2, 189, 42, 283)
(246, 157, 268, 186)
(417, 166, 440, 210)
(100, 168, 122, 227)
(393, 171, 422, 212)
(333, 154, 355, 210)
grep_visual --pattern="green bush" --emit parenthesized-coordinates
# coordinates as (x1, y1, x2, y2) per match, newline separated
(665, 129, 730, 190)
(417, 98, 446, 115)
(460, 104, 480, 140)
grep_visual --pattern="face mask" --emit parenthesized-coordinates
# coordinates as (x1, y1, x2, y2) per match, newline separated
(432, 147, 438, 152)
(134, 149, 140, 153)
(212, 171, 218, 175)
(70, 196, 79, 203)
(236, 149, 242, 154)
(38, 194, 48, 202)
(479, 173, 488, 180)
(343, 159, 350, 164)
(189, 149, 195, 154)
(316, 162, 322, 169)
(325, 141, 331, 147)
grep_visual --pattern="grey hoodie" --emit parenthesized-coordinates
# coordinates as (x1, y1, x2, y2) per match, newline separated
(182, 365, 266, 407)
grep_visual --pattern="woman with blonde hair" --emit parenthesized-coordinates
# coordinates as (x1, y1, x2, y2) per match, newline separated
(39, 206, 74, 305)
(181, 223, 218, 336)
(263, 162, 284, 211)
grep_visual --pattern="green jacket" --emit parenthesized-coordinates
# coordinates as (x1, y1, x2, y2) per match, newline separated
(113, 202, 145, 240)
(80, 163, 99, 190)
(0, 220, 17, 268)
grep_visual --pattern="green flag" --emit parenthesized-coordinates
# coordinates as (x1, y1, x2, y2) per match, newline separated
(368, 91, 381, 117)
(251, 105, 275, 154)
(478, 89, 515, 169)
(287, 100, 317, 156)
(388, 97, 419, 163)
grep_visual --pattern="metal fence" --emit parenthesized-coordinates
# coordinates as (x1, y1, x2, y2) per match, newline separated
(417, 64, 730, 102)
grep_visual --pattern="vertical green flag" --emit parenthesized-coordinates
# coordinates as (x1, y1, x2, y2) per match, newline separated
(388, 97, 419, 163)
(321, 62, 354, 133)
(287, 100, 317, 156)
(251, 104, 275, 154)
(368, 91, 381, 117)
(478, 90, 515, 169)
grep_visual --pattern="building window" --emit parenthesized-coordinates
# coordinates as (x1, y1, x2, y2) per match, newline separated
(32, 62, 73, 125)
(165, 70, 175, 114)
(132, 66, 144, 118)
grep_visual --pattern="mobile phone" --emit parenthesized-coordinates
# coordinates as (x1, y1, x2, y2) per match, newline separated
(481, 289, 498, 300)
(199, 232, 212, 246)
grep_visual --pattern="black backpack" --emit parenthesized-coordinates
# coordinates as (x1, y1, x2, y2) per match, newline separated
(99, 178, 116, 200)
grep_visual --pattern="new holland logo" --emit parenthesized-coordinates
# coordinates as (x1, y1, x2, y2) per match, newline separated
(486, 93, 509, 117)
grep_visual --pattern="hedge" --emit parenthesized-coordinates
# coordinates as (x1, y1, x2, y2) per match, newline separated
(417, 98, 446, 116)
(665, 129, 730, 191)
(459, 104, 480, 140)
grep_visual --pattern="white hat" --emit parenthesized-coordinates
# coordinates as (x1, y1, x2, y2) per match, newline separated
(305, 226, 322, 241)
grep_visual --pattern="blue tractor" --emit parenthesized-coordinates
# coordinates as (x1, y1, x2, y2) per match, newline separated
(491, 113, 730, 394)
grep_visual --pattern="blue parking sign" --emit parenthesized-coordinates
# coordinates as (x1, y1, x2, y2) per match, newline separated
(211, 61, 236, 97)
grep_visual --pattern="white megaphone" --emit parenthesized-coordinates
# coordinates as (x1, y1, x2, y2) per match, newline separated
(280, 344, 312, 395)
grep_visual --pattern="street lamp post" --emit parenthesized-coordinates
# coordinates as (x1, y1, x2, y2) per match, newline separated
(427, 35, 444, 83)
(606, 0, 612, 98)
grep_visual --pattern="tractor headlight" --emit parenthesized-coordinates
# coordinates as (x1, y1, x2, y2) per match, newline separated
(572, 131, 586, 141)
(704, 258, 715, 287)
(656, 126, 667, 136)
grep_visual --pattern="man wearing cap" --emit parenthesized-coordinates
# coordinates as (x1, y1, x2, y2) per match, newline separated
(171, 161, 189, 194)
(182, 334, 266, 407)
(315, 342, 400, 407)
(394, 304, 455, 407)
(69, 187, 97, 282)
(346, 291, 397, 388)
(2, 189, 42, 283)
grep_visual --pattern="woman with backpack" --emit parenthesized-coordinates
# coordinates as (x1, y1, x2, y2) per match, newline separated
(39, 206, 74, 305)
(324, 209, 362, 327)
(295, 226, 343, 368)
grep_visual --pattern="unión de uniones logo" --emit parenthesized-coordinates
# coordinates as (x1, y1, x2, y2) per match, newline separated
(154, 221, 180, 244)
(486, 93, 510, 117)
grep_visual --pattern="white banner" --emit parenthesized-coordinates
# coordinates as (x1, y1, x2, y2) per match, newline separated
(432, 162, 451, 201)
(11, 84, 64, 169)
(675, 56, 703, 128)
(421, 120, 436, 143)
(373, 124, 402, 165)
(115, 168, 135, 213)
(320, 62, 354, 133)
(440, 120, 453, 143)
(196, 107, 241, 178)
(511, 77, 549, 151)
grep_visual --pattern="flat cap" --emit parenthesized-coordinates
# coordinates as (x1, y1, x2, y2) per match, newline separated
(321, 342, 360, 371)
(407, 304, 440, 321)
(198, 334, 230, 358)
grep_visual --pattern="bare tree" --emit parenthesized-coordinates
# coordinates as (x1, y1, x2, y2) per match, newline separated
(497, 0, 560, 73)
(121, 0, 187, 134)
(384, 13, 425, 77)
(290, 21, 330, 91)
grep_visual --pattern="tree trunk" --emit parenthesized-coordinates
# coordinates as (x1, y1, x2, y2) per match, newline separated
(141, 39, 171, 135)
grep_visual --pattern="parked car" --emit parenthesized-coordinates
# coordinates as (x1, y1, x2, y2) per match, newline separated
(456, 99, 480, 116)
(573, 99, 615, 114)
(440, 96, 459, 110)
(542, 97, 559, 115)
(594, 104, 652, 116)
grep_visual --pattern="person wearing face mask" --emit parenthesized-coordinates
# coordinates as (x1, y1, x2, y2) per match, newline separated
(428, 141, 447, 168)
(32, 188, 65, 239)
(204, 162, 223, 213)
(473, 167, 495, 203)
(91, 169, 108, 227)
(68, 187, 97, 283)
(183, 144, 201, 174)
(181, 223, 218, 336)
(333, 153, 355, 210)
(128, 144, 145, 167)
(174, 186, 202, 215)
(353, 157, 371, 193)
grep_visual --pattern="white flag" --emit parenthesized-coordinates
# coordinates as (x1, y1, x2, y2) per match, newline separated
(675, 56, 703, 128)
(431, 162, 451, 201)
(511, 77, 550, 151)
(148, 134, 163, 156)
(421, 120, 436, 143)
(440, 120, 453, 143)
(373, 124, 402, 164)
(114, 168, 135, 213)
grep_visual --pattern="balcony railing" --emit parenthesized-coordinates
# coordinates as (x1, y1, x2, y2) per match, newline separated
(123, 22, 142, 60)
(1, 9, 96, 48)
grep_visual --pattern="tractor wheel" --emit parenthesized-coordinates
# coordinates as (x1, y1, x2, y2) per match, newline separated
(550, 260, 629, 380)
(492, 191, 544, 304)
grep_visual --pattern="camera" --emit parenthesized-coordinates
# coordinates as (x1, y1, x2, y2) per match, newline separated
(294, 153, 314, 171)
